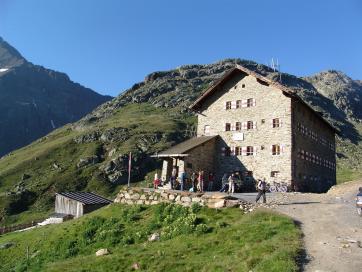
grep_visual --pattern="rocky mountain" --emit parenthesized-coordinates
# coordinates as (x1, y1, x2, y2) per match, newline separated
(1, 58, 361, 225)
(0, 37, 112, 156)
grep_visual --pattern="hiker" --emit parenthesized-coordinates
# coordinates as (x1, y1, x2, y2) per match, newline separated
(179, 171, 186, 191)
(197, 171, 204, 192)
(207, 172, 214, 191)
(170, 167, 177, 189)
(153, 173, 160, 189)
(228, 173, 236, 195)
(190, 172, 197, 192)
(219, 173, 229, 192)
(255, 178, 267, 203)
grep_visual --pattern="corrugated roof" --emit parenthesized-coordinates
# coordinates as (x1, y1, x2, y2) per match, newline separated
(56, 192, 113, 205)
(154, 136, 217, 157)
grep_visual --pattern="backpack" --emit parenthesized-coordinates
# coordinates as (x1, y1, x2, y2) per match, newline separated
(258, 181, 266, 190)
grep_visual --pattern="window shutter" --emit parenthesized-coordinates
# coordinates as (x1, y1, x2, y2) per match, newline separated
(223, 124, 226, 131)
(281, 144, 285, 154)
(231, 146, 235, 156)
(253, 146, 258, 156)
(252, 98, 256, 107)
(271, 119, 274, 128)
(231, 101, 236, 109)
(241, 99, 247, 108)
(270, 145, 273, 155)
(242, 147, 247, 156)
(231, 124, 235, 131)
(280, 119, 283, 127)
(224, 102, 227, 110)
(253, 121, 257, 129)
(242, 121, 247, 130)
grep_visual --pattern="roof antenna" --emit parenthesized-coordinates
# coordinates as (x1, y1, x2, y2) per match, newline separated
(270, 57, 282, 83)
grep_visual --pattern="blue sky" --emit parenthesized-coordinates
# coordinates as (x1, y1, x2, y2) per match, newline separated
(0, 0, 361, 96)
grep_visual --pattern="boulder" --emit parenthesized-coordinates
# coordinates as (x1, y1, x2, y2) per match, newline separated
(96, 248, 110, 256)
(148, 232, 160, 242)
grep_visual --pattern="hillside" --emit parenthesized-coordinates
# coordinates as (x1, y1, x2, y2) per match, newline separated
(0, 204, 302, 272)
(0, 37, 112, 156)
(1, 58, 362, 225)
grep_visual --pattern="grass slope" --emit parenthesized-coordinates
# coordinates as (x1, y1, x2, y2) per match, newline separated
(0, 203, 302, 272)
(0, 103, 194, 225)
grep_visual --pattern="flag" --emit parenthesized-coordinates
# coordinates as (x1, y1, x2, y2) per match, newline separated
(128, 152, 132, 187)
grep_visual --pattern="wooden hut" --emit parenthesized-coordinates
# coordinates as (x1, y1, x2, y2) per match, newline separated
(55, 192, 113, 218)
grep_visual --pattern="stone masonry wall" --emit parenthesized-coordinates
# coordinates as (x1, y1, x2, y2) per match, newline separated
(197, 72, 292, 185)
(292, 99, 336, 192)
(114, 188, 249, 209)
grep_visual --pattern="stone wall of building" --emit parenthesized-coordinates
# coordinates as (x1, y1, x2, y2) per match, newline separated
(197, 72, 293, 185)
(291, 99, 336, 192)
(114, 187, 252, 209)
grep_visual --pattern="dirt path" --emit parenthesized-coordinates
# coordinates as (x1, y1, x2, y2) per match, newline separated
(271, 181, 362, 272)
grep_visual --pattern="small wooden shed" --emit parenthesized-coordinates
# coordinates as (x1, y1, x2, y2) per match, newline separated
(55, 192, 113, 218)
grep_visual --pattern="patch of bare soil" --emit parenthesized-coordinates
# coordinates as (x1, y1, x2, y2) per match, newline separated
(272, 181, 362, 272)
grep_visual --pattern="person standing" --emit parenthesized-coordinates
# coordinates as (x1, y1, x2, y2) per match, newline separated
(179, 171, 186, 191)
(207, 172, 214, 191)
(219, 173, 229, 192)
(191, 172, 197, 192)
(197, 171, 204, 192)
(170, 167, 177, 189)
(228, 173, 236, 195)
(255, 178, 267, 203)
(153, 173, 160, 189)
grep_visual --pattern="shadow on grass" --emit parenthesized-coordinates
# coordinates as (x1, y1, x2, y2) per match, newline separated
(293, 219, 311, 272)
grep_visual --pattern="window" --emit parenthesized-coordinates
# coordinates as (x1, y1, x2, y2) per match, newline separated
(242, 84, 246, 88)
(236, 100, 242, 109)
(226, 101, 232, 110)
(272, 118, 280, 128)
(271, 171, 280, 177)
(186, 162, 193, 169)
(247, 121, 254, 130)
(246, 146, 254, 156)
(225, 147, 231, 157)
(261, 119, 265, 124)
(235, 146, 242, 156)
(204, 125, 210, 135)
(272, 144, 280, 155)
(247, 98, 254, 107)
(235, 122, 241, 131)
(225, 123, 231, 131)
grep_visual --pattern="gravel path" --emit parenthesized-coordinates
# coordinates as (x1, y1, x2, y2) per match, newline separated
(233, 181, 362, 272)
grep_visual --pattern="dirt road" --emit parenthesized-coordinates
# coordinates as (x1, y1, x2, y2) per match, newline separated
(268, 181, 362, 272)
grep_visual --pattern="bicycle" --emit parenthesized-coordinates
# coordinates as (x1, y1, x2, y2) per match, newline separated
(268, 181, 288, 193)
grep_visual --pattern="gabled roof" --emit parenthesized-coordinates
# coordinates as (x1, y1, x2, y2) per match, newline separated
(189, 65, 338, 133)
(56, 192, 113, 205)
(152, 136, 217, 157)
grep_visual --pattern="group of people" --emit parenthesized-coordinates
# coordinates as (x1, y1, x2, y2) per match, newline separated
(153, 168, 215, 192)
(152, 169, 267, 203)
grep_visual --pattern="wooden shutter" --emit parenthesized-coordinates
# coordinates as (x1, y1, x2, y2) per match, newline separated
(231, 124, 235, 131)
(242, 147, 247, 156)
(224, 102, 227, 110)
(281, 144, 285, 154)
(253, 121, 257, 129)
(223, 123, 227, 131)
(231, 146, 235, 156)
(242, 121, 247, 130)
(253, 146, 258, 156)
(252, 98, 256, 107)
(241, 99, 247, 108)
(279, 119, 283, 127)
(270, 145, 273, 155)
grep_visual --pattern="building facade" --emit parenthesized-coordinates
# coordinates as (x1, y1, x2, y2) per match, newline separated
(155, 65, 336, 192)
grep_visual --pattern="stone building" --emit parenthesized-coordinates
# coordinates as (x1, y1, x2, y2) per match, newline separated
(155, 65, 337, 192)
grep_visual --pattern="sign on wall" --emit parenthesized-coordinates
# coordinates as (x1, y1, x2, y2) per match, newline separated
(232, 133, 244, 141)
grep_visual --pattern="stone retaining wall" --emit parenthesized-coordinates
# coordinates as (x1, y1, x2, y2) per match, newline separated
(114, 188, 246, 209)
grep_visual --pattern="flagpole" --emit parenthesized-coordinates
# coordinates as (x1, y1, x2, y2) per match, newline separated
(128, 152, 132, 188)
